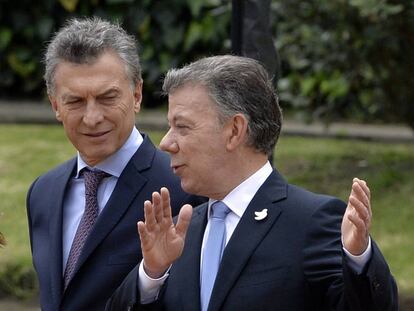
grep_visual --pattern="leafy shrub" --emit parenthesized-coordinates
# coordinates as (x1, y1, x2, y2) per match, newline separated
(0, 0, 413, 128)
(0, 263, 38, 299)
(273, 0, 414, 128)
(0, 0, 230, 107)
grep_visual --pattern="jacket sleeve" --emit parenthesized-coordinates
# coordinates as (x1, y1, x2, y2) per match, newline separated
(303, 198, 399, 311)
(105, 264, 165, 311)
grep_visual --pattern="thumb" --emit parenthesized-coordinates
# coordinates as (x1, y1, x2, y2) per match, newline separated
(175, 204, 193, 238)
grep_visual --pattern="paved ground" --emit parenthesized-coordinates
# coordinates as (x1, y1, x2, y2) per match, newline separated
(1, 100, 413, 143)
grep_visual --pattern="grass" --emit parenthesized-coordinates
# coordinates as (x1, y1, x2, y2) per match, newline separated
(0, 125, 413, 299)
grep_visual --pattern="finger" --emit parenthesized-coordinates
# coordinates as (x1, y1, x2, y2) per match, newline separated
(349, 196, 371, 228)
(352, 181, 370, 210)
(353, 177, 371, 200)
(137, 221, 149, 247)
(347, 212, 369, 237)
(352, 181, 372, 220)
(175, 204, 193, 238)
(152, 191, 164, 224)
(160, 187, 172, 221)
(143, 200, 157, 231)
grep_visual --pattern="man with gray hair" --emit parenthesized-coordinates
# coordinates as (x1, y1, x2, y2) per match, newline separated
(107, 55, 398, 311)
(26, 17, 204, 311)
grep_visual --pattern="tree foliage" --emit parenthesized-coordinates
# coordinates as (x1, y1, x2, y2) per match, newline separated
(273, 0, 414, 127)
(0, 0, 413, 128)
(0, 0, 230, 107)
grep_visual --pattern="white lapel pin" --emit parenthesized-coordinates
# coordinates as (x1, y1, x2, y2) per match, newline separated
(254, 209, 268, 221)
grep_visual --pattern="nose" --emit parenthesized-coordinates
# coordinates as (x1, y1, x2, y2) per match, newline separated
(83, 100, 104, 127)
(160, 129, 179, 154)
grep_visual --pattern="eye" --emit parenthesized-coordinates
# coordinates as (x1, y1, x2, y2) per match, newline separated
(100, 97, 117, 105)
(64, 99, 83, 109)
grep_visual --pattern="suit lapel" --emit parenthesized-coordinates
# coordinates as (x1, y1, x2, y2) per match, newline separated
(70, 136, 155, 281)
(174, 203, 208, 311)
(208, 171, 288, 311)
(48, 158, 77, 307)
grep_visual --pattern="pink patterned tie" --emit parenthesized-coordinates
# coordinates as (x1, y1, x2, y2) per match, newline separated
(63, 169, 109, 290)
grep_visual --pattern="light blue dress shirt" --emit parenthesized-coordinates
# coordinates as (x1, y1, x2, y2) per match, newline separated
(62, 127, 143, 271)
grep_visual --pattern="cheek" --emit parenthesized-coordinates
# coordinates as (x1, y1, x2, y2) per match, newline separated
(111, 101, 136, 125)
(118, 102, 130, 115)
(61, 115, 78, 133)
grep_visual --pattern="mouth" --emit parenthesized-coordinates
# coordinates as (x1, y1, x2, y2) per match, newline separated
(84, 130, 111, 138)
(172, 164, 184, 174)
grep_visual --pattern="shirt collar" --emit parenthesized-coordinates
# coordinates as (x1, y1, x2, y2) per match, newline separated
(208, 161, 273, 218)
(76, 126, 143, 178)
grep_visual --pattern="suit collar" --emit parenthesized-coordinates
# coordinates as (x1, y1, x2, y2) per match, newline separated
(173, 203, 208, 311)
(48, 158, 77, 307)
(208, 170, 287, 311)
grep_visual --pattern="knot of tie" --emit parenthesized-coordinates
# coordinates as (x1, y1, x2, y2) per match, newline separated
(210, 201, 230, 220)
(82, 169, 110, 197)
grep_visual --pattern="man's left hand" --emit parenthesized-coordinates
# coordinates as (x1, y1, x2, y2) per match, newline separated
(341, 178, 372, 255)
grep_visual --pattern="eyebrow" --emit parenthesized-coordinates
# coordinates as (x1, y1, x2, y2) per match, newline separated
(60, 88, 120, 102)
(171, 113, 187, 123)
(97, 88, 120, 98)
(61, 94, 81, 102)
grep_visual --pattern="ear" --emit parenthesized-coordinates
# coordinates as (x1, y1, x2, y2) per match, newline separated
(225, 113, 249, 152)
(133, 80, 143, 113)
(49, 94, 62, 122)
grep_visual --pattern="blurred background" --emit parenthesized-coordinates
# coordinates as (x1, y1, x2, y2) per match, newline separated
(0, 0, 413, 127)
(0, 0, 413, 310)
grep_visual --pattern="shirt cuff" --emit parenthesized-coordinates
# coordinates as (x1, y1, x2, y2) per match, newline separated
(342, 236, 372, 274)
(138, 260, 170, 304)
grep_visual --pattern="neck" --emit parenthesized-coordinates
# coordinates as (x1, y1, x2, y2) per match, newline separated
(208, 150, 268, 200)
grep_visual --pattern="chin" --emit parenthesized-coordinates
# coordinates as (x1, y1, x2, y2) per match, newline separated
(183, 183, 206, 198)
(181, 181, 196, 195)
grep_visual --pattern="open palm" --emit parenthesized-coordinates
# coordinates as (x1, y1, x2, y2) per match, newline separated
(137, 187, 193, 278)
(341, 178, 371, 255)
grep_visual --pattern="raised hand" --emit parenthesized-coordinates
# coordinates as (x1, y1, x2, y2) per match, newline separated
(137, 187, 193, 278)
(341, 178, 372, 255)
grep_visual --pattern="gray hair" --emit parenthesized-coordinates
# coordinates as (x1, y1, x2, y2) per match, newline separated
(162, 55, 282, 155)
(44, 17, 141, 95)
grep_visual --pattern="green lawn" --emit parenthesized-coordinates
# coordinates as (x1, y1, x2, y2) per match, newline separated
(0, 125, 413, 299)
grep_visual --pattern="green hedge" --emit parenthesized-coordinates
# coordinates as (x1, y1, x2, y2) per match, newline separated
(0, 0, 413, 128)
(0, 0, 230, 106)
(273, 0, 414, 128)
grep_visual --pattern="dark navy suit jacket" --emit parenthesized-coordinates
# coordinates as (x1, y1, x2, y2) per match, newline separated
(27, 134, 205, 311)
(106, 170, 398, 311)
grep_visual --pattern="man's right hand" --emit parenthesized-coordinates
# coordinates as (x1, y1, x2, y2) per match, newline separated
(137, 187, 192, 278)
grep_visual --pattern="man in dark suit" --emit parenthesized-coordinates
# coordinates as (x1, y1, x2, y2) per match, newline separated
(106, 55, 398, 311)
(26, 17, 204, 311)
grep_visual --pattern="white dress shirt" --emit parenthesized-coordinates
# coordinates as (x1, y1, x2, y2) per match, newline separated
(139, 161, 372, 303)
(62, 127, 143, 271)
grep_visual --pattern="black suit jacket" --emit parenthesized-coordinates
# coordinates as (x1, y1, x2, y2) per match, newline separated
(107, 170, 398, 311)
(27, 134, 205, 311)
